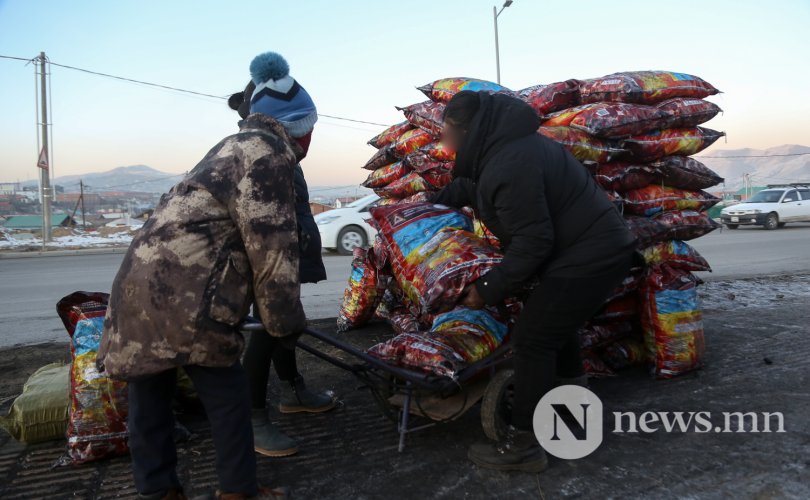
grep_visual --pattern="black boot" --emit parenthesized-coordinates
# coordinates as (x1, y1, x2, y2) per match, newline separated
(468, 425, 549, 472)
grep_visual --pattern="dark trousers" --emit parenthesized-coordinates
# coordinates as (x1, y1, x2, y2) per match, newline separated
(243, 331, 300, 410)
(128, 363, 257, 496)
(510, 256, 633, 430)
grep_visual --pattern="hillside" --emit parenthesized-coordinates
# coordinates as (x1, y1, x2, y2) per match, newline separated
(21, 165, 183, 193)
(699, 144, 810, 190)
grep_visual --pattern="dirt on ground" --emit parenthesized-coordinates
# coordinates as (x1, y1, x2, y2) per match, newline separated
(0, 276, 808, 499)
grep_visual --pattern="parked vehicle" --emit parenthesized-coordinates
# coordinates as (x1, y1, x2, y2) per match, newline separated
(314, 194, 380, 255)
(720, 184, 810, 230)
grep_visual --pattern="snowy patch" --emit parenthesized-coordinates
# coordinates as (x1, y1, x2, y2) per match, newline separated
(0, 229, 133, 250)
(699, 274, 810, 311)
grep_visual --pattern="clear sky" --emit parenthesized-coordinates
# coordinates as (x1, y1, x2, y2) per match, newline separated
(1, 0, 809, 188)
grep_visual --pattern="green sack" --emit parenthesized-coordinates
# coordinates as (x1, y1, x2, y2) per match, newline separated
(0, 363, 70, 443)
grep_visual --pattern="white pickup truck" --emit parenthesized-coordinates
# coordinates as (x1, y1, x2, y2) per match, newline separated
(720, 184, 810, 230)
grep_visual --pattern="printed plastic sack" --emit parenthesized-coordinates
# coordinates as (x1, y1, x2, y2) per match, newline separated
(398, 100, 445, 137)
(422, 169, 454, 190)
(621, 127, 725, 162)
(582, 350, 616, 378)
(404, 142, 457, 171)
(592, 295, 640, 323)
(641, 265, 705, 378)
(375, 171, 433, 199)
(368, 121, 414, 149)
(56, 291, 128, 466)
(649, 156, 723, 190)
(626, 210, 720, 247)
(623, 185, 721, 216)
(604, 265, 646, 303)
(362, 162, 410, 189)
(580, 71, 720, 105)
(474, 218, 500, 249)
(370, 202, 473, 274)
(595, 162, 658, 192)
(538, 126, 625, 163)
(363, 146, 395, 171)
(400, 228, 503, 314)
(337, 248, 386, 332)
(640, 240, 711, 272)
(418, 77, 512, 104)
(578, 321, 634, 350)
(517, 79, 580, 116)
(543, 103, 670, 139)
(367, 333, 465, 378)
(391, 128, 435, 159)
(430, 307, 509, 363)
(388, 311, 423, 335)
(601, 337, 647, 370)
(657, 98, 722, 128)
(0, 363, 70, 444)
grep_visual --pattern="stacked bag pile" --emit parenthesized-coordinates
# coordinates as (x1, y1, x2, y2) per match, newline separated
(340, 71, 725, 380)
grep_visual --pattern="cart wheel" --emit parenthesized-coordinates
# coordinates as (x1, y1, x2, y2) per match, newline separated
(481, 368, 515, 441)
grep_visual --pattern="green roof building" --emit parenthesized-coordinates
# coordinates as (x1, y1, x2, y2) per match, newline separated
(2, 214, 76, 230)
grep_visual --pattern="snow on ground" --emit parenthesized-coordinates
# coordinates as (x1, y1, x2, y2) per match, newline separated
(699, 273, 810, 311)
(0, 229, 133, 250)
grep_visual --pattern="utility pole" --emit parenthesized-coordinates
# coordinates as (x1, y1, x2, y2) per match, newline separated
(493, 1, 514, 85)
(80, 180, 86, 229)
(37, 52, 53, 242)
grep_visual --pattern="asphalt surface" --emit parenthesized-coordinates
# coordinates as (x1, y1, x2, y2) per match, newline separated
(688, 222, 810, 280)
(1, 223, 808, 347)
(0, 252, 353, 347)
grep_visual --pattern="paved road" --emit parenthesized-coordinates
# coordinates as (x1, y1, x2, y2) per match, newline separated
(0, 252, 353, 347)
(688, 222, 810, 280)
(1, 224, 808, 347)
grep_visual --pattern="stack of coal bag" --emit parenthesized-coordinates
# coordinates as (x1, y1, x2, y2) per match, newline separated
(342, 71, 725, 379)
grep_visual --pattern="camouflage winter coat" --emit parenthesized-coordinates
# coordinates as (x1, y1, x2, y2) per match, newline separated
(97, 114, 306, 380)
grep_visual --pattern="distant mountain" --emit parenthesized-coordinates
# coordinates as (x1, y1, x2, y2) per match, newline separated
(699, 144, 810, 191)
(21, 165, 184, 193)
(308, 185, 373, 203)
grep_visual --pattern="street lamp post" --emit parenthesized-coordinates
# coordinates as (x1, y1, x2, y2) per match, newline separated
(493, 0, 513, 85)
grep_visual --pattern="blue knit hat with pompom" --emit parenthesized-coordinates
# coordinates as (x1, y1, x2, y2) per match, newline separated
(248, 52, 317, 138)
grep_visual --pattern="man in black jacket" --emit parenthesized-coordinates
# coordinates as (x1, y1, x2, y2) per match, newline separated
(433, 91, 636, 472)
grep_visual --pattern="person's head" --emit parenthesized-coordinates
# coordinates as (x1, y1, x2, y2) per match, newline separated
(441, 91, 481, 151)
(228, 51, 318, 157)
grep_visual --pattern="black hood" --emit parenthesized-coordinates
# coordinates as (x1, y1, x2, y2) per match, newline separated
(453, 92, 540, 181)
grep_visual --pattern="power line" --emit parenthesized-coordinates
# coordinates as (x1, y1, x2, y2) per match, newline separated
(47, 60, 228, 100)
(0, 54, 33, 62)
(2, 53, 391, 127)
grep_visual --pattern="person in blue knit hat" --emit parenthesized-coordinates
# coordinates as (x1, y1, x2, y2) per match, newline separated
(229, 52, 336, 460)
(249, 52, 318, 140)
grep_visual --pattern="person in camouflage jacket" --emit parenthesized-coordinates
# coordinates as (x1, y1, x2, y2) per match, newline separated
(97, 110, 304, 499)
(97, 112, 306, 379)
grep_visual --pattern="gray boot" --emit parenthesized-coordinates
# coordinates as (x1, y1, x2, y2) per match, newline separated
(468, 425, 549, 473)
(251, 409, 298, 457)
(278, 375, 337, 414)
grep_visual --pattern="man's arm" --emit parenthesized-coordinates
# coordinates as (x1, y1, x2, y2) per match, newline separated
(430, 177, 477, 210)
(475, 162, 554, 305)
(230, 151, 306, 337)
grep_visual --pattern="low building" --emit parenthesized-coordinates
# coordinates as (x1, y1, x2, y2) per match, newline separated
(309, 202, 333, 215)
(2, 214, 77, 230)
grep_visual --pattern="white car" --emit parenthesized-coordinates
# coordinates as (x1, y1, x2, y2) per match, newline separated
(720, 184, 810, 230)
(314, 194, 380, 255)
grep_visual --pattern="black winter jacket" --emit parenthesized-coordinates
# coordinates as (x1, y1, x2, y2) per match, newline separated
(294, 165, 327, 283)
(434, 93, 635, 305)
